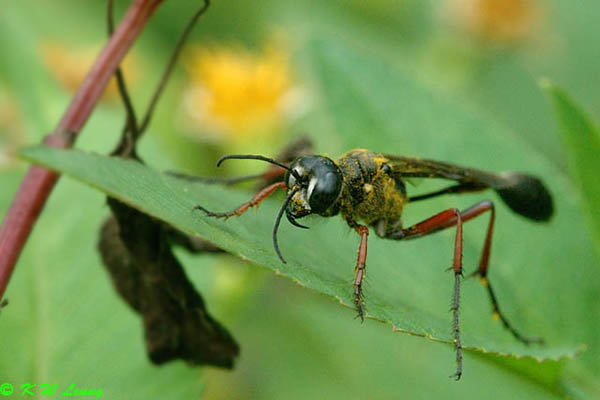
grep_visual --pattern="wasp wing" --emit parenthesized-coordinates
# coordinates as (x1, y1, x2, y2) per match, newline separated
(383, 154, 507, 185)
(383, 154, 553, 221)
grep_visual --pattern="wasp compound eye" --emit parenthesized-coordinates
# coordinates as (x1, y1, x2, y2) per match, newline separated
(305, 159, 342, 215)
(285, 168, 299, 188)
(306, 172, 342, 214)
(285, 159, 309, 188)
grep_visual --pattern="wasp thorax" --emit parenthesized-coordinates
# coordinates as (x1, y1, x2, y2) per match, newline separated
(285, 155, 343, 216)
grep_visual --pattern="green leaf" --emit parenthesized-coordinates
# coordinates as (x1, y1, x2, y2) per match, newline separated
(545, 83, 600, 258)
(19, 145, 585, 364)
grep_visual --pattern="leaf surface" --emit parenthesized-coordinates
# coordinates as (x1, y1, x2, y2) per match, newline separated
(20, 142, 587, 363)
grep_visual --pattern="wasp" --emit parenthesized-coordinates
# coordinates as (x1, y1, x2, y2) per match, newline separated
(193, 146, 553, 379)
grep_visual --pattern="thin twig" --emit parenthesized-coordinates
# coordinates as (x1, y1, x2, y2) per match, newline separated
(108, 0, 140, 158)
(0, 0, 165, 301)
(138, 0, 210, 136)
(108, 0, 139, 134)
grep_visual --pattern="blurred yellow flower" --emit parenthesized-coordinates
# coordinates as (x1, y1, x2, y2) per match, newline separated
(0, 90, 28, 169)
(445, 0, 540, 43)
(41, 42, 139, 100)
(182, 43, 302, 142)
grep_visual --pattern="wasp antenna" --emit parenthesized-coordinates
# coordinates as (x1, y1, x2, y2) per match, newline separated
(216, 154, 302, 181)
(217, 154, 283, 169)
(167, 171, 264, 185)
(272, 188, 300, 264)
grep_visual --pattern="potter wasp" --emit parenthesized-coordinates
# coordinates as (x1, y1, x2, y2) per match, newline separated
(192, 143, 553, 380)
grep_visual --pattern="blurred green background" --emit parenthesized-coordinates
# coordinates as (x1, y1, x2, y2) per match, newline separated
(1, 0, 600, 399)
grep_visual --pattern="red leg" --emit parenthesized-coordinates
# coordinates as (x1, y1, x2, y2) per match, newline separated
(388, 200, 543, 379)
(261, 165, 286, 181)
(390, 207, 465, 379)
(354, 225, 369, 321)
(398, 201, 542, 344)
(344, 219, 370, 321)
(194, 182, 286, 218)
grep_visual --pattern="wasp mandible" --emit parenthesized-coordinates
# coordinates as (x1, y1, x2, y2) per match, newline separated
(193, 147, 553, 380)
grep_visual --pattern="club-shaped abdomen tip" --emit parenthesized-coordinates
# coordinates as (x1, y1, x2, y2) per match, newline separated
(496, 172, 554, 222)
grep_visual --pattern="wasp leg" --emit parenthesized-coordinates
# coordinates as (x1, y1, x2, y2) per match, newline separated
(408, 182, 486, 202)
(387, 207, 465, 379)
(405, 200, 543, 345)
(354, 225, 369, 321)
(168, 164, 286, 186)
(387, 200, 543, 379)
(464, 202, 545, 345)
(194, 182, 286, 218)
(168, 171, 264, 185)
(345, 219, 369, 321)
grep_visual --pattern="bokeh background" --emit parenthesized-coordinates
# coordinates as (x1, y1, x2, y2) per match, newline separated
(1, 0, 599, 398)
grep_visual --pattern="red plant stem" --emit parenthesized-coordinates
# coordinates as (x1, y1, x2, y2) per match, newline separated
(0, 0, 165, 300)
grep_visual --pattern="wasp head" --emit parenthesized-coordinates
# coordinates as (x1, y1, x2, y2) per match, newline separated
(210, 153, 344, 265)
(284, 155, 343, 220)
